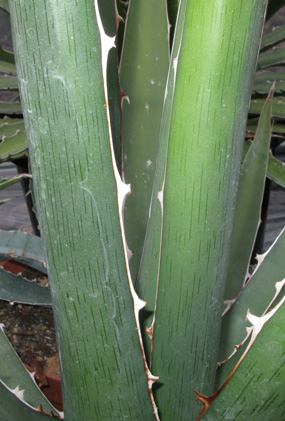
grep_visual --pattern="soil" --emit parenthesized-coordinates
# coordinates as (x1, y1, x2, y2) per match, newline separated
(0, 263, 60, 383)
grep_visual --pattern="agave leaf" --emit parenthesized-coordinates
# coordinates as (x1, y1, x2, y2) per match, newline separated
(267, 150, 285, 187)
(0, 101, 22, 115)
(137, 0, 187, 365)
(120, 0, 169, 279)
(97, 0, 122, 171)
(0, 75, 18, 90)
(0, 230, 46, 273)
(0, 47, 15, 65)
(247, 117, 285, 135)
(249, 97, 285, 118)
(0, 268, 51, 305)
(257, 46, 285, 70)
(224, 86, 273, 302)
(254, 71, 285, 84)
(252, 80, 285, 95)
(139, 1, 268, 419)
(199, 289, 285, 420)
(0, 130, 28, 162)
(0, 173, 31, 190)
(0, 117, 23, 125)
(0, 325, 61, 417)
(9, 0, 156, 418)
(260, 24, 285, 51)
(0, 381, 57, 421)
(0, 118, 25, 136)
(217, 228, 285, 386)
(243, 139, 285, 187)
(0, 60, 16, 74)
(0, 0, 9, 13)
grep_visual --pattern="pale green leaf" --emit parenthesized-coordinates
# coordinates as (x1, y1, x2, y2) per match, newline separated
(141, 1, 268, 419)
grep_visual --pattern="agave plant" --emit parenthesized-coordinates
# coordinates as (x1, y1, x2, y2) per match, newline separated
(0, 0, 285, 420)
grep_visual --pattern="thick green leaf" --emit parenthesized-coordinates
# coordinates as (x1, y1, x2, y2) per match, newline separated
(203, 298, 285, 420)
(0, 75, 18, 90)
(0, 325, 60, 417)
(260, 24, 285, 51)
(0, 130, 28, 162)
(0, 230, 46, 273)
(9, 0, 155, 418)
(139, 1, 267, 419)
(249, 97, 285, 118)
(257, 46, 285, 70)
(0, 101, 22, 115)
(224, 87, 273, 301)
(120, 0, 169, 279)
(217, 228, 285, 386)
